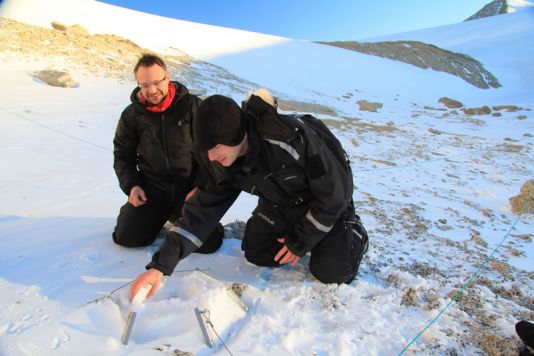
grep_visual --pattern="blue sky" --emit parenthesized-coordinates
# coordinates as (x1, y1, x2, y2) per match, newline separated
(97, 0, 490, 41)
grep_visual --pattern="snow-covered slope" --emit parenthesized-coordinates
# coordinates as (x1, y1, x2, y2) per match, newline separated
(2, 0, 533, 107)
(0, 0, 289, 60)
(365, 7, 534, 105)
(1, 0, 533, 355)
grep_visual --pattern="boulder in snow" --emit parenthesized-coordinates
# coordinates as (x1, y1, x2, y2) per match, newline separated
(462, 106, 492, 116)
(33, 70, 78, 88)
(401, 287, 418, 306)
(51, 21, 89, 36)
(509, 179, 534, 214)
(439, 97, 463, 108)
(51, 21, 68, 31)
(492, 105, 522, 112)
(356, 100, 383, 112)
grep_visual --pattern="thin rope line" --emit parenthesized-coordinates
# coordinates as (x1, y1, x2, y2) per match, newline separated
(3, 104, 531, 175)
(81, 268, 209, 307)
(0, 105, 112, 152)
(0, 182, 116, 193)
(398, 194, 533, 355)
(83, 280, 134, 307)
(202, 309, 234, 356)
(3, 103, 533, 353)
(209, 321, 234, 356)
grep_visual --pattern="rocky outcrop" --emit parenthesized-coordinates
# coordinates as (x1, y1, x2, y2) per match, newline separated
(51, 21, 68, 31)
(356, 100, 383, 112)
(0, 18, 192, 81)
(318, 40, 501, 89)
(400, 288, 418, 307)
(278, 99, 338, 116)
(492, 105, 523, 112)
(509, 180, 534, 214)
(439, 97, 464, 108)
(462, 106, 492, 115)
(465, 0, 508, 21)
(51, 21, 89, 36)
(33, 70, 77, 88)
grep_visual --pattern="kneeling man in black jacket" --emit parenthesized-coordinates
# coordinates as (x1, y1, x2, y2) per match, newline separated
(131, 90, 368, 299)
(112, 54, 223, 251)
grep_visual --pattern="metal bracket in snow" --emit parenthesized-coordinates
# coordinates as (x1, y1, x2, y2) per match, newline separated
(194, 307, 216, 348)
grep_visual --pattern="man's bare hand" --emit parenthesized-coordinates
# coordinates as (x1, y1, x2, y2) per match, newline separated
(274, 238, 300, 266)
(128, 186, 147, 207)
(130, 269, 163, 301)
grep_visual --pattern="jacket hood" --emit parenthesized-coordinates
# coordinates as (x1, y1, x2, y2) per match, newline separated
(244, 94, 294, 140)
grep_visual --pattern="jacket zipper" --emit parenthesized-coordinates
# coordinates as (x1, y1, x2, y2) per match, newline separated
(161, 114, 176, 200)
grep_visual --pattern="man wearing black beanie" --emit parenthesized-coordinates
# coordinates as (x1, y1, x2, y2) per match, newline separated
(130, 90, 368, 299)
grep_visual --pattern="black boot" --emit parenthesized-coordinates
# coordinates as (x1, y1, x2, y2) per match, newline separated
(516, 321, 534, 356)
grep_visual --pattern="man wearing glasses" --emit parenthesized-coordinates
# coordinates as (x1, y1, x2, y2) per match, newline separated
(112, 53, 223, 253)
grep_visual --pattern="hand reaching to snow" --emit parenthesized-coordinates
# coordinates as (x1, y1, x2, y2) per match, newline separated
(274, 238, 300, 266)
(130, 269, 163, 301)
(128, 185, 147, 207)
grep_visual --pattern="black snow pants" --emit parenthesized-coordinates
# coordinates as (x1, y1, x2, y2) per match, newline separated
(241, 200, 368, 284)
(112, 185, 223, 254)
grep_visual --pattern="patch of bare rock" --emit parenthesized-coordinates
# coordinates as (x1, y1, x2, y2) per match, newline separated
(32, 69, 78, 88)
(509, 180, 534, 214)
(356, 100, 383, 112)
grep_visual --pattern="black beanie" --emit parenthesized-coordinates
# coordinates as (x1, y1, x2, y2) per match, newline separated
(193, 95, 246, 152)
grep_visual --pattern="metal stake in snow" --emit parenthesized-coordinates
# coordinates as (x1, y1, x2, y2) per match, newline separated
(194, 307, 216, 348)
(121, 283, 152, 345)
(194, 307, 234, 355)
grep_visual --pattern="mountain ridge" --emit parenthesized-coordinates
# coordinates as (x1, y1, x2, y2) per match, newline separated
(317, 40, 501, 89)
(464, 0, 534, 20)
(465, 0, 509, 21)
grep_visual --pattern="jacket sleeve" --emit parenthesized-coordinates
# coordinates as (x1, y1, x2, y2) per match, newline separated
(285, 131, 353, 257)
(188, 95, 206, 188)
(113, 107, 143, 196)
(146, 183, 240, 275)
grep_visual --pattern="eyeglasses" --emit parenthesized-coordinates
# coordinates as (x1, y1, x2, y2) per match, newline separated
(138, 75, 167, 89)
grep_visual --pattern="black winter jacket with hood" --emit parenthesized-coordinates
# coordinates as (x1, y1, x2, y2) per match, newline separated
(113, 82, 201, 201)
(147, 95, 354, 275)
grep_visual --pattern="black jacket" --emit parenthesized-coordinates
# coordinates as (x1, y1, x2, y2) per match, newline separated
(113, 82, 201, 200)
(148, 95, 354, 275)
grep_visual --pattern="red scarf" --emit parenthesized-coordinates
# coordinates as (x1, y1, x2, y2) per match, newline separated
(139, 82, 176, 112)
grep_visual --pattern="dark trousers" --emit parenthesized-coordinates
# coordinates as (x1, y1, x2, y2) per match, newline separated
(516, 320, 534, 355)
(112, 187, 223, 254)
(242, 202, 368, 284)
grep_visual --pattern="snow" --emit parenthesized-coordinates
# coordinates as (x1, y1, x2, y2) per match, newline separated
(364, 7, 534, 105)
(1, 0, 534, 355)
(0, 0, 290, 59)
